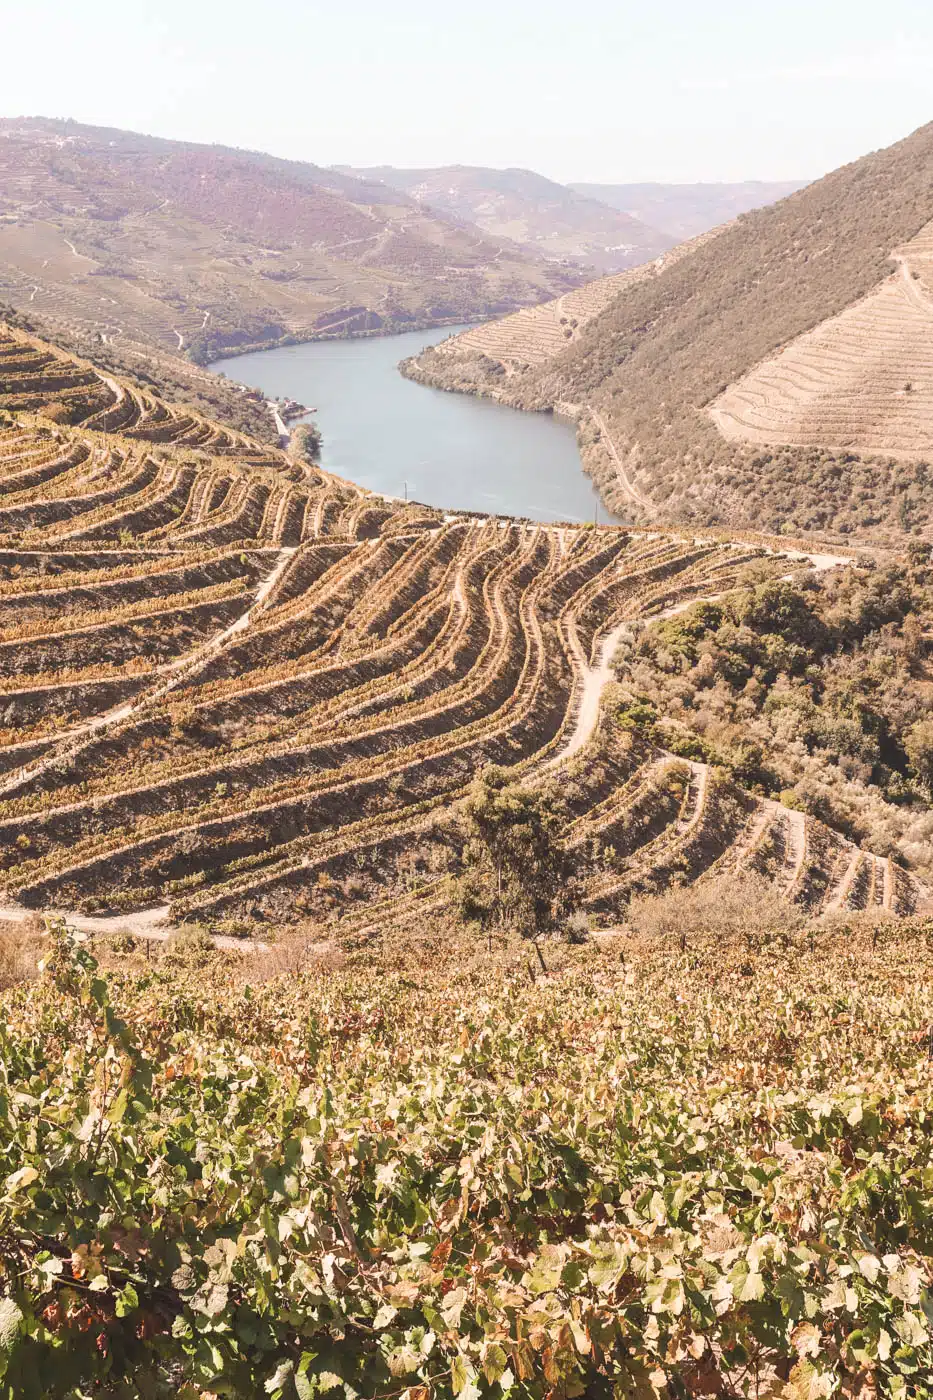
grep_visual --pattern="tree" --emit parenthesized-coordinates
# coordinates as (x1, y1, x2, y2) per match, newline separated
(456, 767, 578, 941)
(905, 718, 933, 792)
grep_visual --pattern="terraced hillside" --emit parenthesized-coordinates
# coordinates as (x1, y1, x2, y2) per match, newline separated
(409, 224, 726, 374)
(0, 119, 578, 361)
(0, 321, 923, 935)
(711, 218, 933, 458)
(407, 121, 933, 542)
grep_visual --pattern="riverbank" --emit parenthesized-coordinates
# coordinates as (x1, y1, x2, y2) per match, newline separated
(212, 329, 621, 523)
(201, 315, 485, 367)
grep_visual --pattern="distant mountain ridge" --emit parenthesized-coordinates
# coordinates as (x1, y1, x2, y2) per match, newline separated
(338, 164, 675, 273)
(0, 119, 579, 362)
(569, 180, 808, 241)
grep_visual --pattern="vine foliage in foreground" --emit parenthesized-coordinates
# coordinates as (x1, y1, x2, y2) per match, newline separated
(1, 920, 933, 1396)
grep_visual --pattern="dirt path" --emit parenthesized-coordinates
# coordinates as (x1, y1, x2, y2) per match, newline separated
(589, 408, 651, 511)
(267, 400, 290, 444)
(825, 846, 862, 913)
(785, 808, 807, 892)
(0, 900, 265, 950)
(549, 619, 629, 766)
(895, 255, 933, 314)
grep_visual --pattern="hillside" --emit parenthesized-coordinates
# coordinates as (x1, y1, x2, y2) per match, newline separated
(1, 320, 925, 935)
(571, 178, 808, 240)
(0, 119, 579, 362)
(408, 121, 933, 541)
(0, 298, 279, 445)
(340, 163, 673, 272)
(403, 224, 726, 376)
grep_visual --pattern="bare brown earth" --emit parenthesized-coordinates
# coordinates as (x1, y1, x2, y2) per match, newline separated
(2, 320, 916, 935)
(0, 119, 579, 363)
(710, 219, 933, 459)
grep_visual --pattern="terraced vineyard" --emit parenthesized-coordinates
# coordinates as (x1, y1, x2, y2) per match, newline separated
(711, 218, 933, 458)
(419, 225, 726, 375)
(0, 321, 924, 933)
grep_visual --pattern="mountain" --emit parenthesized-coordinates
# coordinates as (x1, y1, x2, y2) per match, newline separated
(0, 119, 580, 363)
(402, 225, 725, 377)
(339, 164, 674, 273)
(570, 179, 808, 241)
(407, 122, 933, 542)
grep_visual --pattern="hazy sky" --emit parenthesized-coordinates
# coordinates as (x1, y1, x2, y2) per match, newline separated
(4, 0, 933, 183)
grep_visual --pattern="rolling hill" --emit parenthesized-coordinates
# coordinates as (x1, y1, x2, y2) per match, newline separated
(1, 317, 923, 935)
(570, 179, 808, 240)
(0, 119, 579, 363)
(339, 164, 674, 272)
(408, 121, 933, 542)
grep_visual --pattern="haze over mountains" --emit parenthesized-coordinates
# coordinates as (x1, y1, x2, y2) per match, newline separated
(0, 118, 578, 362)
(569, 180, 809, 241)
(339, 165, 677, 273)
(350, 167, 809, 263)
(408, 121, 933, 543)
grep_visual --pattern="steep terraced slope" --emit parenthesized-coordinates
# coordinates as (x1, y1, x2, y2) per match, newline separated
(408, 225, 726, 375)
(408, 121, 933, 543)
(710, 219, 933, 459)
(0, 119, 579, 360)
(0, 322, 920, 934)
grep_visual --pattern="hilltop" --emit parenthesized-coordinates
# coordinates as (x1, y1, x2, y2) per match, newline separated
(1, 318, 932, 941)
(570, 178, 807, 240)
(339, 163, 673, 273)
(408, 121, 933, 542)
(0, 119, 578, 362)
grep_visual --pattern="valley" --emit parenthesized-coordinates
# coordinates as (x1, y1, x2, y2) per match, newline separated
(3, 71, 933, 1397)
(408, 120, 933, 541)
(2, 319, 923, 943)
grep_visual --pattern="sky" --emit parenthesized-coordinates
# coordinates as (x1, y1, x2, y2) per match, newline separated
(3, 0, 933, 184)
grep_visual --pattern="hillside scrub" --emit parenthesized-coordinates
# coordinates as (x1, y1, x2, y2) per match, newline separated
(613, 558, 933, 873)
(2, 915, 933, 1395)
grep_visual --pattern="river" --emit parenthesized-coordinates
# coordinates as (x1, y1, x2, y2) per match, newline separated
(212, 326, 621, 524)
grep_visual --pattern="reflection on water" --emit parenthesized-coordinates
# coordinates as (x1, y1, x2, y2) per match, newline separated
(213, 326, 622, 524)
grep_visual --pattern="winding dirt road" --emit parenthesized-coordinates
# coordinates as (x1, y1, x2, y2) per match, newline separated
(589, 408, 651, 511)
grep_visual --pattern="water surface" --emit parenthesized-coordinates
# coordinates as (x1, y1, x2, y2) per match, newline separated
(213, 327, 621, 524)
